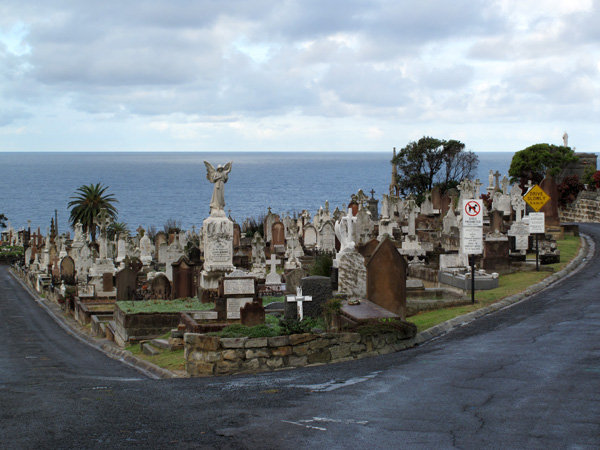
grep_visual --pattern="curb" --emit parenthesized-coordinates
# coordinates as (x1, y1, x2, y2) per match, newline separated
(8, 269, 178, 380)
(413, 233, 594, 345)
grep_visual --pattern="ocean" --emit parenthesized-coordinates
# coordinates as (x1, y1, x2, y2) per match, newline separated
(0, 151, 513, 233)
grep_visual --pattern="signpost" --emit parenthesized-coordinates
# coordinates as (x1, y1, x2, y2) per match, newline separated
(529, 212, 545, 271)
(462, 199, 483, 304)
(523, 185, 550, 212)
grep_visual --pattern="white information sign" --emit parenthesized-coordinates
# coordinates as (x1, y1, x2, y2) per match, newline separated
(462, 226, 483, 255)
(462, 199, 483, 227)
(528, 212, 545, 234)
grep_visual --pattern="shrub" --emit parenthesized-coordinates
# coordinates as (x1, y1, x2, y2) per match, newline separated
(557, 175, 584, 207)
(310, 253, 333, 277)
(593, 171, 600, 189)
(213, 324, 280, 338)
(278, 317, 322, 335)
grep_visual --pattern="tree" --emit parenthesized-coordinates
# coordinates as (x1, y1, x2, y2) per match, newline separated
(0, 213, 7, 229)
(391, 137, 478, 200)
(68, 183, 118, 241)
(508, 143, 577, 186)
(107, 222, 129, 241)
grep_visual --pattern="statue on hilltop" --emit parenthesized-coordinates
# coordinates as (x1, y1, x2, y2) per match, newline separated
(204, 161, 232, 217)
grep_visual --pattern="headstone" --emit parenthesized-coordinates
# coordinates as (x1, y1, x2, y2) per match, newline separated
(285, 287, 313, 320)
(172, 256, 196, 299)
(299, 276, 332, 319)
(240, 302, 265, 327)
(233, 222, 241, 249)
(155, 232, 168, 257)
(115, 267, 137, 301)
(337, 248, 367, 299)
(318, 221, 336, 253)
(284, 267, 308, 294)
(263, 208, 279, 243)
(223, 271, 256, 319)
(265, 254, 282, 285)
(102, 273, 114, 292)
(431, 186, 442, 211)
(139, 232, 153, 265)
(366, 238, 407, 319)
(151, 274, 171, 299)
(303, 224, 317, 248)
(59, 256, 76, 285)
(165, 237, 185, 281)
(271, 221, 285, 250)
(539, 175, 560, 227)
(508, 221, 529, 252)
(482, 239, 510, 272)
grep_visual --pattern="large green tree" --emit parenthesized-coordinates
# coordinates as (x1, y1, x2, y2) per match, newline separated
(391, 137, 478, 199)
(509, 143, 577, 186)
(68, 183, 118, 241)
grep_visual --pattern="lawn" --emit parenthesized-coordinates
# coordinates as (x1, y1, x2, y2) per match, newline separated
(117, 298, 215, 314)
(410, 235, 582, 332)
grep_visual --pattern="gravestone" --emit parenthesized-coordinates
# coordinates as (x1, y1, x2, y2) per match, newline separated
(366, 238, 407, 319)
(299, 275, 332, 319)
(233, 223, 241, 249)
(265, 254, 282, 285)
(116, 267, 138, 301)
(482, 239, 510, 272)
(128, 257, 144, 274)
(539, 175, 560, 227)
(172, 256, 196, 299)
(223, 271, 256, 319)
(102, 272, 114, 293)
(489, 210, 504, 234)
(151, 274, 171, 299)
(155, 232, 167, 258)
(285, 287, 313, 320)
(271, 221, 285, 252)
(318, 221, 336, 253)
(431, 186, 442, 211)
(240, 302, 265, 327)
(60, 256, 76, 285)
(284, 267, 308, 294)
(337, 248, 367, 299)
(303, 224, 317, 248)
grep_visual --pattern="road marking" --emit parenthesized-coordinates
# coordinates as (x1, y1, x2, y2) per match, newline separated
(281, 420, 327, 431)
(292, 371, 381, 392)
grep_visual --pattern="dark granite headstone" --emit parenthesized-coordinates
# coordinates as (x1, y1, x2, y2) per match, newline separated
(188, 246, 202, 264)
(128, 257, 143, 274)
(240, 302, 265, 327)
(151, 274, 171, 299)
(116, 267, 137, 301)
(366, 238, 407, 319)
(172, 256, 196, 299)
(539, 175, 560, 227)
(482, 239, 510, 272)
(300, 275, 332, 319)
(60, 256, 75, 285)
(102, 272, 114, 292)
(357, 238, 381, 260)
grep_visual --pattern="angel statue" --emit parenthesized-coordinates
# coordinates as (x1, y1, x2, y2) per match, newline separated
(204, 161, 233, 216)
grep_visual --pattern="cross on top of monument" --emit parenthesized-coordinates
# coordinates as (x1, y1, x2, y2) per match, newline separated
(95, 209, 112, 230)
(267, 253, 281, 274)
(370, 189, 376, 199)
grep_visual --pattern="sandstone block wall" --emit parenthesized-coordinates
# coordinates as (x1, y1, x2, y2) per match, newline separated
(559, 191, 600, 223)
(185, 331, 415, 377)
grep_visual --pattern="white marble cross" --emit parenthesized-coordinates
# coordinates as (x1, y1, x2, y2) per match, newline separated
(286, 287, 313, 320)
(267, 253, 281, 274)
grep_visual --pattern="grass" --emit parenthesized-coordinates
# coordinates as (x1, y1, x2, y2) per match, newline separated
(126, 343, 186, 372)
(410, 235, 582, 332)
(117, 298, 215, 314)
(263, 296, 285, 305)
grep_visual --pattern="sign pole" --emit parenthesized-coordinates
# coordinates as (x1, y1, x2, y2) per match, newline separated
(469, 254, 475, 304)
(535, 234, 539, 271)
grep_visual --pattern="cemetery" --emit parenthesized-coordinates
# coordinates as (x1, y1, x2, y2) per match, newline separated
(3, 149, 594, 377)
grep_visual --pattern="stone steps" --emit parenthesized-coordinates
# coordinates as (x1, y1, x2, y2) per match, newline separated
(142, 342, 160, 356)
(151, 338, 170, 350)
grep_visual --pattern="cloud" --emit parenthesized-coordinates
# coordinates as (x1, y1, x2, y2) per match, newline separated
(0, 0, 597, 151)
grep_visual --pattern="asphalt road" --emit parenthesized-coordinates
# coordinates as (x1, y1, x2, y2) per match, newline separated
(1, 224, 599, 449)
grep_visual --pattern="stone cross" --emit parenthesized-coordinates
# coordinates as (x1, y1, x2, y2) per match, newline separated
(370, 189, 376, 199)
(286, 286, 313, 320)
(267, 253, 281, 274)
(501, 176, 509, 195)
(474, 179, 483, 198)
(494, 171, 501, 189)
(526, 179, 533, 191)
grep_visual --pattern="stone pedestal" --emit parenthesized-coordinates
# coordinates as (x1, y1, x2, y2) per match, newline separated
(200, 215, 234, 289)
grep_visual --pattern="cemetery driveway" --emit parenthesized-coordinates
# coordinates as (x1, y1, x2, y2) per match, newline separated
(1, 225, 599, 449)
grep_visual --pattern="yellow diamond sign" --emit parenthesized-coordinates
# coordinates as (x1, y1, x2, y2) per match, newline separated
(523, 185, 550, 212)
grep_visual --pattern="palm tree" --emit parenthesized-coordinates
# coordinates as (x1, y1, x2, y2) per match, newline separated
(107, 221, 129, 241)
(68, 183, 118, 241)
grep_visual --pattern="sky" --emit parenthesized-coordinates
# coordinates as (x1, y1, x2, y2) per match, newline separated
(0, 0, 598, 153)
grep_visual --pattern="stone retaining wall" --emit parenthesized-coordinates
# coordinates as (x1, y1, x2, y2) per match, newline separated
(560, 191, 600, 223)
(185, 331, 415, 377)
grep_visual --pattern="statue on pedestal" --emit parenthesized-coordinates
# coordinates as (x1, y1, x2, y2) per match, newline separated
(204, 161, 232, 217)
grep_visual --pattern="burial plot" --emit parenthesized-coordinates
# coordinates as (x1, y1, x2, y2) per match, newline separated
(116, 267, 138, 301)
(60, 256, 76, 285)
(172, 256, 196, 299)
(366, 238, 407, 319)
(151, 274, 171, 299)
